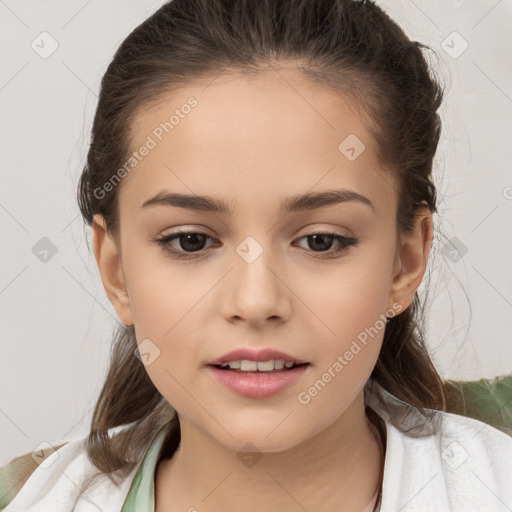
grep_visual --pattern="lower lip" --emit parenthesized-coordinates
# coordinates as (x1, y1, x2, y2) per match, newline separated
(206, 364, 310, 398)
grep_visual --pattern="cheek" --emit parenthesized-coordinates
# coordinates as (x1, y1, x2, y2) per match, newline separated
(292, 274, 389, 421)
(128, 270, 207, 416)
(296, 253, 394, 346)
(289, 257, 394, 414)
(124, 248, 216, 389)
(124, 242, 206, 337)
(300, 287, 386, 388)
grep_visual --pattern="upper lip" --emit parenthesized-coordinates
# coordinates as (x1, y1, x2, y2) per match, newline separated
(208, 348, 309, 365)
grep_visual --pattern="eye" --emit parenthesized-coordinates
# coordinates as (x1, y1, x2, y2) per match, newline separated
(154, 231, 217, 260)
(154, 230, 358, 260)
(293, 232, 358, 259)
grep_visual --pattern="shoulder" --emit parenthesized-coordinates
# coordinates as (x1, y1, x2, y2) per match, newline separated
(0, 442, 67, 510)
(366, 380, 512, 511)
(382, 407, 512, 511)
(0, 428, 139, 512)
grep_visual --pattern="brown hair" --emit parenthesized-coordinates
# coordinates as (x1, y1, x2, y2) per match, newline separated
(77, 0, 448, 481)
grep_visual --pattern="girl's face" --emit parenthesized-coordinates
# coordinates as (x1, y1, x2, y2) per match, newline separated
(93, 68, 430, 452)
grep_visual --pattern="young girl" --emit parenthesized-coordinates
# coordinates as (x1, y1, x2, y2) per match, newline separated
(1, 0, 511, 511)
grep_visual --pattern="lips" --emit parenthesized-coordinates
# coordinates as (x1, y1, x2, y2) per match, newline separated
(207, 363, 309, 398)
(208, 347, 309, 366)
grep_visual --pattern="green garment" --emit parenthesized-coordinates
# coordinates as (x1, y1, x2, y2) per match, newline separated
(443, 373, 512, 436)
(120, 424, 168, 511)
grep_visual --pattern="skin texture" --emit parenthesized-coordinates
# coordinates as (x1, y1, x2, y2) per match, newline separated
(92, 66, 433, 511)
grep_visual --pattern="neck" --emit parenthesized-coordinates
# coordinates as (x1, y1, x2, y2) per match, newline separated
(155, 390, 385, 512)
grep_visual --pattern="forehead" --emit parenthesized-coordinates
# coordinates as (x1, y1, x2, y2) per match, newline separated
(118, 68, 397, 219)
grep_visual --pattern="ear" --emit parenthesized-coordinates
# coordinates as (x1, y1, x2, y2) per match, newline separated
(92, 214, 134, 326)
(387, 207, 433, 312)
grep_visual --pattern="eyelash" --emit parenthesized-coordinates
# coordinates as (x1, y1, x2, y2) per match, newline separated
(154, 230, 358, 260)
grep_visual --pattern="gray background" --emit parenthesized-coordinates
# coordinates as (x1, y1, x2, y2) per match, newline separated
(1, 0, 511, 466)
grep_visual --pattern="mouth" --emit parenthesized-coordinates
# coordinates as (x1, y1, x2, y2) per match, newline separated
(209, 361, 311, 374)
(206, 361, 311, 398)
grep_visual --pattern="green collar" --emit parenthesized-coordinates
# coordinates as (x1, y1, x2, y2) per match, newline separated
(120, 424, 171, 512)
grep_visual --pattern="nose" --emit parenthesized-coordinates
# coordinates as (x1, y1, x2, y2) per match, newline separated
(219, 239, 291, 326)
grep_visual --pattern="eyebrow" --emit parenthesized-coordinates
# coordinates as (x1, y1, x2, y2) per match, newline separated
(141, 188, 375, 215)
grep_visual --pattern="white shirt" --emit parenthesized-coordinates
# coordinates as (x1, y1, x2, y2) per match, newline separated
(2, 381, 512, 511)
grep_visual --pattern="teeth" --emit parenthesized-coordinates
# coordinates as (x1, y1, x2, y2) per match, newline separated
(219, 359, 297, 371)
(274, 360, 285, 370)
(241, 360, 258, 371)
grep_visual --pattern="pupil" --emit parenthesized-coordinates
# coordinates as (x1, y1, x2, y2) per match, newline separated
(180, 233, 206, 252)
(309, 234, 333, 252)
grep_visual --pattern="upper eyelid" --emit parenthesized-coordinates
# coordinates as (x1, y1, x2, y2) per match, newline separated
(159, 221, 354, 236)
(158, 227, 352, 239)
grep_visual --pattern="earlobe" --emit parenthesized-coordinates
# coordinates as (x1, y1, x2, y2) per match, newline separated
(92, 214, 134, 326)
(388, 208, 433, 313)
